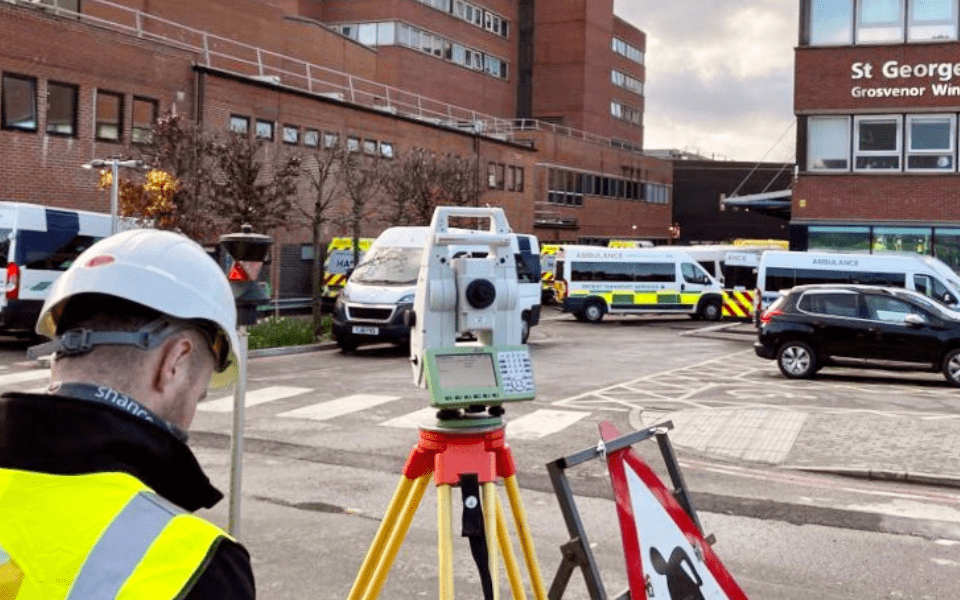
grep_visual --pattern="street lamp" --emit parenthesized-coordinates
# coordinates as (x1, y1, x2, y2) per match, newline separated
(81, 158, 146, 235)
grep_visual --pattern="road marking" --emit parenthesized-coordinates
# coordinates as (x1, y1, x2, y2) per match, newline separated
(379, 407, 437, 429)
(506, 409, 590, 440)
(0, 369, 49, 387)
(278, 394, 401, 421)
(199, 386, 313, 412)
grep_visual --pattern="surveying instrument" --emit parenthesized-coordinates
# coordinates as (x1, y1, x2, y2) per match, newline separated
(347, 207, 548, 600)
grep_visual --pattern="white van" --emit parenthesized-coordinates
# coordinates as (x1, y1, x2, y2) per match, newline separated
(553, 245, 725, 322)
(0, 202, 122, 334)
(756, 250, 960, 311)
(332, 226, 541, 351)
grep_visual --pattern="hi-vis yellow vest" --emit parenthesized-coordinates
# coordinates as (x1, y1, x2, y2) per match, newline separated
(0, 469, 228, 600)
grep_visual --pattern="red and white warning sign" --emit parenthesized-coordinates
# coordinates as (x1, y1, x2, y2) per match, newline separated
(600, 421, 749, 600)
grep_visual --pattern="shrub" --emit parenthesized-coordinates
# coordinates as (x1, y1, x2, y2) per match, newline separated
(248, 316, 318, 350)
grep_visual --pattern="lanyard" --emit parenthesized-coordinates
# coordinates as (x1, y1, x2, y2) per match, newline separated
(53, 382, 189, 443)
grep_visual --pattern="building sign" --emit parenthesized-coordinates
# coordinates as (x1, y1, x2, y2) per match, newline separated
(851, 60, 960, 98)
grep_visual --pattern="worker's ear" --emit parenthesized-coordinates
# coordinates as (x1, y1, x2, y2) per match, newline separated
(154, 335, 195, 394)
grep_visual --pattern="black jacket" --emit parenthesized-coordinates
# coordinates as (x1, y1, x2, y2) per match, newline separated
(0, 391, 255, 599)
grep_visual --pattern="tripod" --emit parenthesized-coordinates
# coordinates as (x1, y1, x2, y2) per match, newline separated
(346, 424, 548, 600)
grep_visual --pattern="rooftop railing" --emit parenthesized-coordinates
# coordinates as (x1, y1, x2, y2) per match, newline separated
(21, 0, 644, 154)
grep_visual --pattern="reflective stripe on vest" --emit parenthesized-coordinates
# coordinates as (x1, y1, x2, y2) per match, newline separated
(0, 469, 228, 599)
(67, 492, 182, 600)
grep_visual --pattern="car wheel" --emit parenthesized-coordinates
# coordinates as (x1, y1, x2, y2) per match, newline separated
(777, 341, 816, 379)
(521, 313, 531, 344)
(583, 301, 605, 323)
(336, 337, 358, 353)
(942, 348, 960, 386)
(574, 311, 588, 322)
(700, 300, 722, 322)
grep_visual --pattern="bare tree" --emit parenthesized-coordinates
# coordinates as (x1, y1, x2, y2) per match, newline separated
(299, 142, 346, 329)
(337, 145, 382, 268)
(208, 131, 302, 234)
(381, 149, 480, 226)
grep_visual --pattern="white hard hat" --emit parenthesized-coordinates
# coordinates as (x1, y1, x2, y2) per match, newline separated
(36, 229, 241, 387)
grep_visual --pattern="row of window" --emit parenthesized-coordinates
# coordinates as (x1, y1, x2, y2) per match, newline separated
(1, 73, 157, 143)
(415, 0, 509, 38)
(610, 101, 642, 126)
(228, 115, 396, 158)
(569, 261, 689, 283)
(803, 224, 960, 273)
(486, 162, 525, 192)
(805, 0, 960, 45)
(611, 70, 643, 96)
(332, 22, 508, 79)
(546, 167, 670, 206)
(806, 113, 960, 172)
(612, 37, 644, 64)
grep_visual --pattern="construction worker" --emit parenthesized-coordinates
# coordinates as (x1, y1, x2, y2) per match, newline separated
(0, 229, 255, 599)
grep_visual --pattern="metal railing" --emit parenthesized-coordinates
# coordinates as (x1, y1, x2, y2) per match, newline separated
(19, 0, 643, 154)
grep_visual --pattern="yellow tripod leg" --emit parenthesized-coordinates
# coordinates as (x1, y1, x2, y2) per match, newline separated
(494, 493, 527, 600)
(361, 473, 431, 600)
(504, 475, 548, 600)
(483, 482, 500, 600)
(438, 484, 455, 600)
(347, 475, 417, 600)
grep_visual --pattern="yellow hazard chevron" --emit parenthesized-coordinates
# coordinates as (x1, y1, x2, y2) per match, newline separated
(722, 290, 756, 319)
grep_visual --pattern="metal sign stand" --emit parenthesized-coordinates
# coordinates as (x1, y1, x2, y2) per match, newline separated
(228, 325, 249, 538)
(545, 422, 712, 600)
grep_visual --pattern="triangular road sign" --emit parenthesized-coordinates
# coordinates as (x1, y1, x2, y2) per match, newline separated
(601, 421, 749, 600)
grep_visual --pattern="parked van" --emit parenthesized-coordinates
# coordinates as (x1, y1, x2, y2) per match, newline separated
(756, 250, 960, 311)
(332, 226, 541, 351)
(553, 245, 725, 322)
(0, 202, 124, 334)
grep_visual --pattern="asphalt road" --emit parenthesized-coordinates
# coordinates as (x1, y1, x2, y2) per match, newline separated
(3, 310, 960, 597)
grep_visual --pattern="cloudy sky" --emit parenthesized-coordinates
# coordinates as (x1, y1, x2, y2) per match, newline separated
(614, 0, 798, 163)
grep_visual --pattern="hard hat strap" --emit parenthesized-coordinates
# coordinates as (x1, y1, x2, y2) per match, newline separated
(27, 318, 188, 360)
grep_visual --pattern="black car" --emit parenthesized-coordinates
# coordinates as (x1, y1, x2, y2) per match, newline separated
(755, 284, 960, 386)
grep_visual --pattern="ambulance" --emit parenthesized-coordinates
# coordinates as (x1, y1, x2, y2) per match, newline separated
(320, 237, 373, 312)
(540, 244, 560, 304)
(553, 245, 725, 322)
(0, 202, 129, 334)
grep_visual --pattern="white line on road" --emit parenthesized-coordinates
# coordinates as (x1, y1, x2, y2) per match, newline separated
(379, 407, 437, 429)
(0, 369, 49, 387)
(199, 386, 313, 412)
(277, 394, 401, 421)
(506, 409, 591, 440)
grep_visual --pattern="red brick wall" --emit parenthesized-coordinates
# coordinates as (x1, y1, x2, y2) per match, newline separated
(794, 175, 960, 223)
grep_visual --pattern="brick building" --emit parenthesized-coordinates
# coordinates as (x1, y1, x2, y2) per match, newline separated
(795, 0, 960, 271)
(0, 0, 673, 294)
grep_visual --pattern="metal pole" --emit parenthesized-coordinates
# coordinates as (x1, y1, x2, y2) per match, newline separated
(228, 325, 249, 538)
(110, 161, 119, 236)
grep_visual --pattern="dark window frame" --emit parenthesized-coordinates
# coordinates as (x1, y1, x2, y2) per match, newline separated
(131, 96, 158, 145)
(282, 124, 300, 145)
(255, 119, 275, 141)
(45, 80, 78, 137)
(229, 114, 250, 135)
(2, 73, 38, 133)
(95, 89, 124, 142)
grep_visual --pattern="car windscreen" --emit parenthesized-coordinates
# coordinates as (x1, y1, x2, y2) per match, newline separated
(350, 246, 422, 285)
(15, 231, 101, 271)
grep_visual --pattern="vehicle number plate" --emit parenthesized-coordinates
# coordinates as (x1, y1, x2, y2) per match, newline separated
(352, 326, 379, 335)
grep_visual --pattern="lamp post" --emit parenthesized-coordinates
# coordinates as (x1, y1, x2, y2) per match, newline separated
(82, 158, 145, 235)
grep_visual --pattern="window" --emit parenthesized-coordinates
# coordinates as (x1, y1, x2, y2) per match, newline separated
(377, 22, 396, 45)
(807, 116, 851, 171)
(380, 141, 394, 158)
(507, 166, 516, 191)
(799, 292, 861, 317)
(808, 226, 871, 252)
(17, 231, 101, 272)
(45, 81, 77, 136)
(856, 0, 905, 43)
(131, 97, 157, 145)
(611, 70, 643, 95)
(347, 136, 360, 152)
(610, 101, 642, 126)
(909, 0, 957, 41)
(358, 23, 377, 46)
(873, 226, 931, 254)
(304, 128, 319, 147)
(487, 162, 497, 189)
(612, 37, 644, 64)
(906, 114, 954, 171)
(3, 74, 37, 132)
(854, 115, 901, 170)
(324, 131, 340, 148)
(362, 139, 377, 155)
(256, 119, 274, 140)
(230, 115, 250, 135)
(95, 90, 123, 142)
(283, 125, 299, 145)
(808, 0, 854, 45)
(863, 294, 918, 323)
